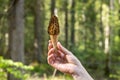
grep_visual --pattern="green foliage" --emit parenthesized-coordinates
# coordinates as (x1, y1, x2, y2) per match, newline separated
(0, 56, 33, 80)
(0, 0, 120, 80)
(32, 64, 54, 76)
(110, 67, 120, 80)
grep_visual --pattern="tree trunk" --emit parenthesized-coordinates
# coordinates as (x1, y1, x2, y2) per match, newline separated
(7, 0, 24, 80)
(89, 2, 96, 49)
(64, 0, 68, 48)
(104, 25, 110, 77)
(70, 0, 75, 48)
(34, 0, 45, 63)
(105, 0, 114, 77)
(118, 0, 120, 20)
(51, 0, 55, 15)
(100, 0, 104, 49)
(104, 0, 114, 77)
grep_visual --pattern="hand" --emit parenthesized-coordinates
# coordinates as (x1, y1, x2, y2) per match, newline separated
(47, 40, 93, 80)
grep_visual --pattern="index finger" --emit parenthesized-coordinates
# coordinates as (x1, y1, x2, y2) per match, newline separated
(48, 42, 53, 50)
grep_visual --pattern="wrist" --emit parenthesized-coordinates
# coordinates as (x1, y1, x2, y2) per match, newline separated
(72, 70, 86, 80)
(72, 73, 93, 80)
(72, 66, 93, 80)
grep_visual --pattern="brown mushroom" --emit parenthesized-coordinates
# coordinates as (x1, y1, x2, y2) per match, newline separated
(48, 15, 60, 51)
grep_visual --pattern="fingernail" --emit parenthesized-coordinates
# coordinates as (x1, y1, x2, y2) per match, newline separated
(57, 42, 60, 46)
(58, 42, 61, 48)
(49, 43, 51, 46)
(48, 40, 50, 43)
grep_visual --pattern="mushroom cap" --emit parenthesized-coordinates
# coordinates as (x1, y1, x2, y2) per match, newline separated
(48, 15, 60, 35)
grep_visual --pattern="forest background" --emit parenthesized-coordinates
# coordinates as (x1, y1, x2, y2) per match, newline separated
(0, 0, 120, 80)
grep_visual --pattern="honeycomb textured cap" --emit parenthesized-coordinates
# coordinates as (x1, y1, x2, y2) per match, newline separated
(48, 15, 60, 35)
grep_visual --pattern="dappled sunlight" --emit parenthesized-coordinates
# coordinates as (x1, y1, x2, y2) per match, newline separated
(28, 74, 73, 80)
(0, 0, 120, 80)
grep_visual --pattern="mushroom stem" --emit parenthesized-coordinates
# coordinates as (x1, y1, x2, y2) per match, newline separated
(50, 35, 58, 51)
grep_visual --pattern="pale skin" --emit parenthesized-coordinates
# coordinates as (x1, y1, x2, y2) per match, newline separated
(47, 40, 94, 80)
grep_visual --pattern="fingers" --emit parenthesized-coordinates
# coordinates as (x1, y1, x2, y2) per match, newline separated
(48, 48, 65, 59)
(47, 49, 63, 66)
(47, 53, 55, 64)
(48, 40, 73, 57)
(48, 48, 55, 56)
(48, 40, 53, 50)
(47, 47, 56, 64)
(57, 42, 72, 55)
(58, 50, 65, 58)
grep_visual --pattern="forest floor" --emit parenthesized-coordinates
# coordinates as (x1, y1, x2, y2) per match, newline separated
(28, 76, 73, 80)
(27, 74, 73, 80)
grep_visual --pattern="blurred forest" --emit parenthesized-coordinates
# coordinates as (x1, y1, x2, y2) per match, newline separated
(0, 0, 120, 80)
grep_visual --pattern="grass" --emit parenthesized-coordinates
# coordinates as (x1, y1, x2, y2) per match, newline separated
(27, 74, 73, 80)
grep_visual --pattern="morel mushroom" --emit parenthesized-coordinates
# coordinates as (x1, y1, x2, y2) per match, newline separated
(48, 15, 60, 51)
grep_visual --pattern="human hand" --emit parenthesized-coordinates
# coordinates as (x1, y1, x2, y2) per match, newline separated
(47, 40, 93, 80)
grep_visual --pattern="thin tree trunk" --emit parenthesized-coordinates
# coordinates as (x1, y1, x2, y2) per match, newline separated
(104, 0, 114, 77)
(119, 0, 120, 38)
(64, 0, 68, 48)
(34, 0, 45, 63)
(100, 0, 104, 49)
(70, 0, 75, 48)
(83, 27, 87, 52)
(105, 0, 114, 77)
(89, 1, 96, 49)
(104, 25, 110, 77)
(7, 0, 24, 80)
(119, 0, 120, 20)
(51, 0, 55, 15)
